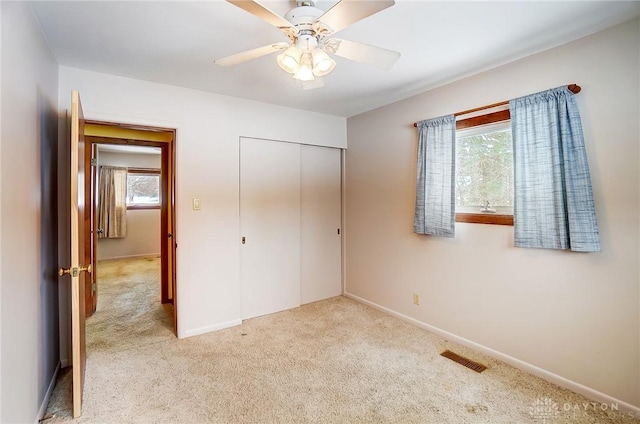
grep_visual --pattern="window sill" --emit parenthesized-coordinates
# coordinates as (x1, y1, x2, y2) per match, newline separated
(455, 213, 513, 226)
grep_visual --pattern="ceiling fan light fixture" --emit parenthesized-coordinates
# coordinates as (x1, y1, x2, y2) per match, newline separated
(311, 48, 336, 76)
(277, 45, 302, 74)
(217, 0, 401, 88)
(292, 54, 315, 81)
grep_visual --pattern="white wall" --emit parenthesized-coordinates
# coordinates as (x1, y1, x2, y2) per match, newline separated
(345, 19, 639, 408)
(58, 67, 347, 351)
(97, 151, 161, 260)
(1, 2, 60, 422)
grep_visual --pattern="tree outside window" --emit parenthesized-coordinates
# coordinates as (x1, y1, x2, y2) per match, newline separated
(456, 123, 513, 214)
(127, 169, 160, 209)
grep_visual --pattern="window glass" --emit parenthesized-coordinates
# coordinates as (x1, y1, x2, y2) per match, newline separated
(456, 122, 513, 214)
(127, 171, 160, 207)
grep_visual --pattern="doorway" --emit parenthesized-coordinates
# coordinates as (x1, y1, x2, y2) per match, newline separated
(83, 121, 177, 334)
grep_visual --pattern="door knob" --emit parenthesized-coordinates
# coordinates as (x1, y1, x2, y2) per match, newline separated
(58, 264, 92, 277)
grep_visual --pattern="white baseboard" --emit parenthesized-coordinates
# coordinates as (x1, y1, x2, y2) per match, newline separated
(344, 292, 640, 415)
(36, 361, 60, 424)
(181, 319, 242, 339)
(97, 253, 160, 261)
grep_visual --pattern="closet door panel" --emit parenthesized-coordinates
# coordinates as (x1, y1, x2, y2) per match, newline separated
(240, 138, 301, 319)
(301, 145, 342, 304)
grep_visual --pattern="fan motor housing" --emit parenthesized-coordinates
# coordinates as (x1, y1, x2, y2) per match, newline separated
(284, 5, 323, 28)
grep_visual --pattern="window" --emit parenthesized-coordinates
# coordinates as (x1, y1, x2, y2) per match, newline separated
(127, 168, 161, 209)
(455, 112, 514, 225)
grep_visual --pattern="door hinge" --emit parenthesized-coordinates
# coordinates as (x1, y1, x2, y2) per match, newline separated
(91, 158, 98, 166)
(91, 283, 97, 292)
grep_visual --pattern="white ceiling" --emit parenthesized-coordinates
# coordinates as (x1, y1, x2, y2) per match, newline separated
(30, 0, 639, 117)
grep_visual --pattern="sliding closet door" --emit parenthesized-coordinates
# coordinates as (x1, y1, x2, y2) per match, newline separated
(240, 138, 301, 320)
(301, 145, 342, 304)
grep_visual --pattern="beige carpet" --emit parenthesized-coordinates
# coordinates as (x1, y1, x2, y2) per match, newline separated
(83, 256, 174, 354)
(44, 257, 637, 423)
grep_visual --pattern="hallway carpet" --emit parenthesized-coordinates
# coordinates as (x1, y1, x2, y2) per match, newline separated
(44, 257, 635, 423)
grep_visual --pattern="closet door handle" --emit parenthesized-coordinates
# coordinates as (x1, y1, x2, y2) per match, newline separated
(242, 236, 246, 244)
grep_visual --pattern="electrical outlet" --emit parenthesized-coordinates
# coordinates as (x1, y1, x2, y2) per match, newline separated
(413, 293, 420, 305)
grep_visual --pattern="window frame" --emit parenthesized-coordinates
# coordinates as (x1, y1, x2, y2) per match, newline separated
(126, 168, 162, 210)
(455, 109, 514, 226)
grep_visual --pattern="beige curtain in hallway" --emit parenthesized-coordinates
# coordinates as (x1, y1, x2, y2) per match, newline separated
(98, 166, 128, 238)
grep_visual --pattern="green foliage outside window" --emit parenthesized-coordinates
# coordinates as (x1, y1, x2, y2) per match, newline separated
(456, 127, 513, 209)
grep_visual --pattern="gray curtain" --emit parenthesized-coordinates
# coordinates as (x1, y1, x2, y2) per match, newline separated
(510, 86, 600, 252)
(413, 114, 456, 237)
(98, 166, 128, 239)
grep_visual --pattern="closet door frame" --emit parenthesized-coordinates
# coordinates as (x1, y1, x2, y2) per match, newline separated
(239, 137, 345, 319)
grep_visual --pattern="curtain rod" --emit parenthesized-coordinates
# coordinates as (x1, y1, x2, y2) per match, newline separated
(413, 84, 581, 127)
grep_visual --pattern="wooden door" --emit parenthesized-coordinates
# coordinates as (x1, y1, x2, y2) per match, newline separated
(301, 145, 342, 304)
(84, 143, 98, 316)
(167, 138, 177, 333)
(240, 138, 301, 320)
(91, 144, 98, 314)
(160, 143, 173, 307)
(59, 90, 89, 418)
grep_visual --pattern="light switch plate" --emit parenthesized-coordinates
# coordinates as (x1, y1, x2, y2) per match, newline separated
(193, 198, 201, 210)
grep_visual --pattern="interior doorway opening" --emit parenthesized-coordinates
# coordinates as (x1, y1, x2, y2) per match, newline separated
(83, 121, 177, 335)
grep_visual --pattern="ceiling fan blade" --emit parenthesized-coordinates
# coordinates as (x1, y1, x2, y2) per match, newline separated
(318, 0, 395, 34)
(215, 43, 288, 66)
(329, 38, 400, 70)
(227, 0, 297, 35)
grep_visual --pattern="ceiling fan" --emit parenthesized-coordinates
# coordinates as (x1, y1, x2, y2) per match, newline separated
(214, 0, 401, 87)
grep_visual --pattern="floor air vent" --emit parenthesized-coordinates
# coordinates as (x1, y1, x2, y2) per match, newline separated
(441, 350, 487, 373)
